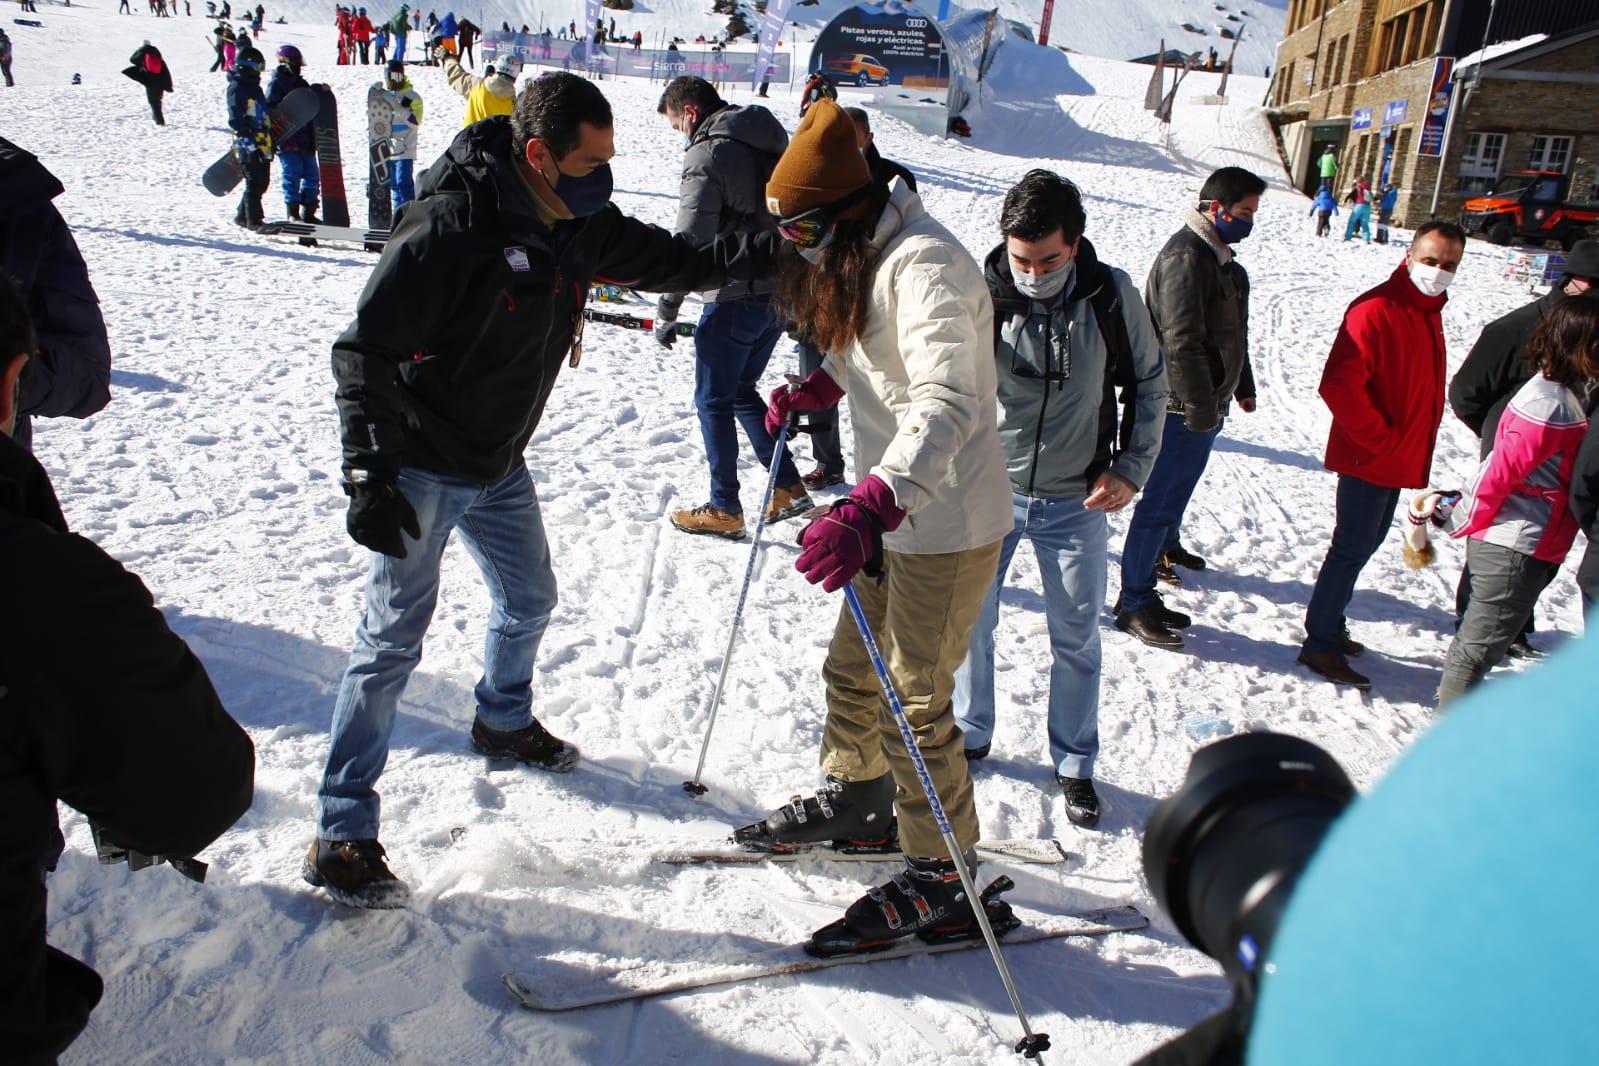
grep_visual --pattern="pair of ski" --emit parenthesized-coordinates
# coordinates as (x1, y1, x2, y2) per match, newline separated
(501, 836, 1146, 1012)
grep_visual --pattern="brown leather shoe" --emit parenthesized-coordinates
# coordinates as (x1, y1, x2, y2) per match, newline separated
(1154, 558, 1183, 586)
(1338, 629, 1365, 658)
(1115, 605, 1184, 649)
(1297, 648, 1371, 690)
(1113, 595, 1190, 630)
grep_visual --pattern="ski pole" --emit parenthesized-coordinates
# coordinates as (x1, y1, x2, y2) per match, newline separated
(842, 582, 1050, 1059)
(683, 419, 794, 797)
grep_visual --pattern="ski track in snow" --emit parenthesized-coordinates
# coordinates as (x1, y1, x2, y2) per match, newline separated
(6, 3, 1572, 1064)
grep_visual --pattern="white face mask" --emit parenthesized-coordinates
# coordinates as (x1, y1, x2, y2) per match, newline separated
(796, 229, 835, 264)
(1408, 261, 1455, 297)
(1012, 258, 1074, 302)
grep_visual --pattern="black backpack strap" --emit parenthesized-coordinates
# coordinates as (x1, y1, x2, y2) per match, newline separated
(1087, 270, 1138, 455)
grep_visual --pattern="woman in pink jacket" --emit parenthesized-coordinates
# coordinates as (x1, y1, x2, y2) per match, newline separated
(1438, 297, 1599, 706)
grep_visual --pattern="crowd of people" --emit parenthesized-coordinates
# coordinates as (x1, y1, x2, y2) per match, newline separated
(6, 43, 1599, 1060)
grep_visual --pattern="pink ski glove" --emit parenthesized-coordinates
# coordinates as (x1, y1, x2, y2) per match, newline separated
(765, 367, 844, 437)
(795, 475, 907, 592)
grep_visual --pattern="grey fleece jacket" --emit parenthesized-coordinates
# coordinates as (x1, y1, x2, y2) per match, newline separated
(662, 103, 788, 309)
(987, 239, 1169, 499)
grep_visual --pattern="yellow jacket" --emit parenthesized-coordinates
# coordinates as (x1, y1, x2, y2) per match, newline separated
(444, 56, 514, 126)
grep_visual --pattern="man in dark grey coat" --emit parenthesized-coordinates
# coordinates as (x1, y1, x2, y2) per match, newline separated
(953, 170, 1167, 828)
(1114, 166, 1263, 649)
(655, 77, 810, 540)
(1447, 239, 1599, 653)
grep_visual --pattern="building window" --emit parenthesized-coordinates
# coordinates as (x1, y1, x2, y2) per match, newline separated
(1528, 135, 1574, 174)
(1368, 0, 1442, 76)
(1457, 132, 1505, 194)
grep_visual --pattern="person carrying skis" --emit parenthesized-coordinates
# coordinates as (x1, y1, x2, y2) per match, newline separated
(749, 99, 1013, 955)
(267, 43, 318, 222)
(352, 6, 373, 63)
(1309, 183, 1338, 237)
(387, 3, 409, 63)
(375, 60, 423, 213)
(442, 49, 513, 126)
(125, 40, 174, 126)
(305, 72, 781, 908)
(226, 46, 273, 230)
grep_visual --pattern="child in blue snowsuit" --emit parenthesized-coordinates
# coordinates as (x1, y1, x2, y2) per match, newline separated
(1309, 185, 1339, 238)
(266, 44, 320, 222)
(227, 47, 273, 229)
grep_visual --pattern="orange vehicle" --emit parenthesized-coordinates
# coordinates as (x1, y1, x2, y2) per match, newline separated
(1459, 170, 1599, 250)
(824, 52, 890, 86)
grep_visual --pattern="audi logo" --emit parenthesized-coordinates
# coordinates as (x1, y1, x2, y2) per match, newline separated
(906, 17, 927, 26)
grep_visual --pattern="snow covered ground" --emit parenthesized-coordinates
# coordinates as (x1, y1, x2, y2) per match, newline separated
(4, 5, 1582, 1064)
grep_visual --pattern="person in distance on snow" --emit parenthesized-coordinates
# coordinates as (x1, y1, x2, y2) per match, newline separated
(749, 99, 1012, 953)
(442, 48, 516, 126)
(1113, 166, 1263, 650)
(953, 170, 1168, 831)
(654, 76, 811, 541)
(352, 5, 374, 63)
(266, 44, 320, 223)
(1299, 220, 1467, 691)
(309, 72, 780, 909)
(375, 60, 424, 214)
(1308, 184, 1338, 238)
(124, 40, 174, 126)
(0, 274, 255, 1066)
(1447, 240, 1599, 656)
(1435, 296, 1599, 707)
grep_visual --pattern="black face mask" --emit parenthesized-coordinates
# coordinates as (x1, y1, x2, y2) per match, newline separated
(549, 163, 613, 218)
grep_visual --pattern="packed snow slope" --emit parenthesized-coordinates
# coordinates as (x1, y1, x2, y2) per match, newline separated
(4, 5, 1581, 1065)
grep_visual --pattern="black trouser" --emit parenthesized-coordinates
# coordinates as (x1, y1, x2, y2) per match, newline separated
(796, 339, 845, 476)
(145, 85, 165, 125)
(237, 153, 270, 226)
(358, 40, 369, 62)
(462, 41, 474, 65)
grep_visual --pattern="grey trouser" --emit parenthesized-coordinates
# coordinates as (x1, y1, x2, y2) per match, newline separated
(1438, 539, 1559, 708)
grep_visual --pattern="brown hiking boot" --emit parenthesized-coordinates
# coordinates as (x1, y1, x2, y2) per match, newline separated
(1155, 556, 1183, 585)
(671, 503, 746, 540)
(765, 483, 815, 523)
(471, 716, 579, 772)
(801, 467, 846, 491)
(1297, 648, 1371, 690)
(303, 838, 410, 909)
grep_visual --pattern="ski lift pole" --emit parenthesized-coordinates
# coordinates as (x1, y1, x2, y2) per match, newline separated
(841, 582, 1050, 1058)
(683, 420, 796, 796)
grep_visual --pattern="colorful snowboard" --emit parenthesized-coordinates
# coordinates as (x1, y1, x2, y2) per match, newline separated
(202, 86, 318, 197)
(311, 84, 350, 227)
(367, 83, 394, 233)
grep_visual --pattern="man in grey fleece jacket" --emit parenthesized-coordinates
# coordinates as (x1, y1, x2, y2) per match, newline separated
(953, 170, 1168, 828)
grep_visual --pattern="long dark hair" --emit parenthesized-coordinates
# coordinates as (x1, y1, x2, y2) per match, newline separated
(1525, 294, 1599, 387)
(772, 183, 892, 355)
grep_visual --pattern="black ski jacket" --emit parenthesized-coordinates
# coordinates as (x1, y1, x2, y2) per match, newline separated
(0, 138, 112, 425)
(333, 116, 776, 485)
(1448, 289, 1559, 456)
(0, 433, 255, 1064)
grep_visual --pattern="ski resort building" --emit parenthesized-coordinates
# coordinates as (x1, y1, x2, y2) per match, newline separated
(1269, 0, 1599, 231)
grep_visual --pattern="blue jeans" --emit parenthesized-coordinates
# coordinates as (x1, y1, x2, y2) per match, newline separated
(1118, 412, 1222, 612)
(317, 464, 559, 840)
(279, 150, 320, 205)
(693, 297, 797, 513)
(1302, 474, 1400, 654)
(392, 33, 406, 62)
(390, 157, 415, 212)
(954, 493, 1107, 778)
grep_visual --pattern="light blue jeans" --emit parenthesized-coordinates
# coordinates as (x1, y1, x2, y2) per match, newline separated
(953, 492, 1107, 779)
(317, 464, 558, 841)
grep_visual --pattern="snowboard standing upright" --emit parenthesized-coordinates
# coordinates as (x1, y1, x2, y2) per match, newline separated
(203, 86, 318, 197)
(312, 83, 350, 227)
(367, 83, 394, 234)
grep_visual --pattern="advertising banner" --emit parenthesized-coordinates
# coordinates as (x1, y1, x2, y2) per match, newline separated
(1383, 98, 1408, 125)
(752, 0, 797, 89)
(1417, 56, 1455, 157)
(812, 1, 949, 89)
(483, 31, 791, 86)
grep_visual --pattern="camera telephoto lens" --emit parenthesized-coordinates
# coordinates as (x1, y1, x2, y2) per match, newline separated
(1142, 733, 1355, 1000)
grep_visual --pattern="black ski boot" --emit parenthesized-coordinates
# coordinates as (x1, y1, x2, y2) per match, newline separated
(807, 853, 1021, 957)
(733, 772, 897, 853)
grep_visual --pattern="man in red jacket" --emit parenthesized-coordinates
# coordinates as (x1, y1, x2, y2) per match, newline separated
(1299, 220, 1467, 689)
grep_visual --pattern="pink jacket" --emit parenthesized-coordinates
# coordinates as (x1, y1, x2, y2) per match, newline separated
(1450, 373, 1588, 562)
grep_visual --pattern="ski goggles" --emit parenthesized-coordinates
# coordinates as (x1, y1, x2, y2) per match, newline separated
(771, 183, 874, 249)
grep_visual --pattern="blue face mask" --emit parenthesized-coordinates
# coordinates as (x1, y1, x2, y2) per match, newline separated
(553, 163, 613, 218)
(1213, 206, 1254, 244)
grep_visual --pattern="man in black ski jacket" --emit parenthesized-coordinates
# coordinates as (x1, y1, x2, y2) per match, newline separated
(1446, 239, 1599, 652)
(309, 73, 779, 910)
(0, 137, 112, 455)
(0, 274, 256, 1066)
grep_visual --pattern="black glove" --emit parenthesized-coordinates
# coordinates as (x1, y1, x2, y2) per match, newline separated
(344, 476, 420, 558)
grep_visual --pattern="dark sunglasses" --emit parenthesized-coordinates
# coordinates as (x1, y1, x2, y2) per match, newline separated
(773, 183, 875, 249)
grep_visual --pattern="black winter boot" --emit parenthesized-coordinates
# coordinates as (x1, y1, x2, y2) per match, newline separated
(807, 851, 1017, 957)
(287, 201, 302, 221)
(303, 200, 320, 224)
(245, 197, 265, 231)
(734, 772, 897, 852)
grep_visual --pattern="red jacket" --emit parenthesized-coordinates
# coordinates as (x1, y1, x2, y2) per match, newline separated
(1319, 260, 1449, 488)
(353, 14, 373, 40)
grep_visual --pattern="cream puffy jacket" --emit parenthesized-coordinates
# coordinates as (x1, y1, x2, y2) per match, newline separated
(819, 180, 1012, 555)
